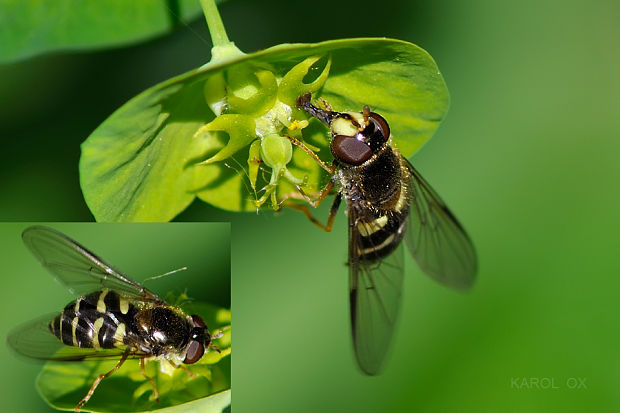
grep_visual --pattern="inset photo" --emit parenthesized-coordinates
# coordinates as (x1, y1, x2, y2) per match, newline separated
(0, 223, 230, 413)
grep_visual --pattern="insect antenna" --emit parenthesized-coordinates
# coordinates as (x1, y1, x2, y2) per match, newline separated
(142, 267, 188, 283)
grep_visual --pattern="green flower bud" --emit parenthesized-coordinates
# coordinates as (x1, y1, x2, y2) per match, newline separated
(259, 133, 292, 170)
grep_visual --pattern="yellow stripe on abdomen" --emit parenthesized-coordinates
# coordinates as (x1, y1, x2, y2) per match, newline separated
(119, 297, 129, 314)
(357, 215, 389, 237)
(113, 323, 126, 346)
(97, 290, 109, 313)
(358, 233, 396, 256)
(92, 317, 104, 349)
(71, 317, 79, 347)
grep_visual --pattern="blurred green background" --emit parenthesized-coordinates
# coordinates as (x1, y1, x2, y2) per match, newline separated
(1, 0, 619, 412)
(0, 223, 230, 412)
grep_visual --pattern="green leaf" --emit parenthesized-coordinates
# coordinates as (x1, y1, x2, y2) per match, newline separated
(36, 301, 231, 413)
(80, 38, 449, 221)
(0, 0, 207, 63)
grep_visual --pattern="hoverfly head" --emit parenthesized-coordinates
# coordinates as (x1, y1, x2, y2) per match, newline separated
(183, 314, 208, 364)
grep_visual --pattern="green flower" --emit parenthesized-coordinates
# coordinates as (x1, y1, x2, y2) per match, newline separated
(193, 56, 330, 210)
(79, 0, 449, 221)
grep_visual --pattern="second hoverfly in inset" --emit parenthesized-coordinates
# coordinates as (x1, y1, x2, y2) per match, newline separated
(7, 226, 222, 412)
(285, 93, 477, 375)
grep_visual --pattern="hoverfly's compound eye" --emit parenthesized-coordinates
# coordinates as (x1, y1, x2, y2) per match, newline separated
(191, 314, 206, 328)
(184, 340, 205, 364)
(368, 112, 390, 141)
(332, 134, 373, 165)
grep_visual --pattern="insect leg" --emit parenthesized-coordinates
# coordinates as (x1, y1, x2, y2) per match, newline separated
(362, 105, 370, 125)
(207, 327, 225, 352)
(283, 180, 333, 208)
(285, 135, 337, 174)
(280, 131, 341, 228)
(140, 358, 160, 403)
(210, 344, 222, 353)
(284, 192, 342, 232)
(169, 361, 197, 379)
(75, 351, 129, 412)
(212, 326, 227, 339)
(317, 97, 333, 111)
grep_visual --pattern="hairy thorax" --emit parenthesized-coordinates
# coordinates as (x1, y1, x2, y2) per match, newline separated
(335, 145, 403, 218)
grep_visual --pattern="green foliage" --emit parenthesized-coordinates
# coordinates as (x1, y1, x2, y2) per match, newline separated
(80, 38, 449, 221)
(36, 302, 231, 412)
(0, 0, 208, 63)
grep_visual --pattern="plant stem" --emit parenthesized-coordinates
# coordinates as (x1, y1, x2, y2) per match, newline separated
(200, 0, 231, 47)
(199, 0, 244, 61)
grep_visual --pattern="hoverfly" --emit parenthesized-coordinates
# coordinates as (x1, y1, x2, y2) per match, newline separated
(7, 226, 221, 412)
(287, 93, 477, 375)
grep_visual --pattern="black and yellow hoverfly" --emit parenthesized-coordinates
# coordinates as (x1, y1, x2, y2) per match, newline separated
(7, 226, 221, 411)
(288, 93, 477, 375)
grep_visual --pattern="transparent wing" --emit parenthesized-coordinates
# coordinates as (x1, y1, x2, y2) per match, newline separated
(22, 226, 164, 303)
(6, 313, 148, 362)
(404, 161, 477, 290)
(349, 215, 405, 375)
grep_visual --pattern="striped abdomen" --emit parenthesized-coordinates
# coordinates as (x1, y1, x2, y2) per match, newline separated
(344, 148, 411, 262)
(48, 290, 137, 349)
(355, 189, 409, 262)
(356, 209, 408, 262)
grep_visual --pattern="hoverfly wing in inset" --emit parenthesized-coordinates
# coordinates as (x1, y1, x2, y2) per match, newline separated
(404, 160, 477, 290)
(7, 313, 141, 362)
(22, 226, 164, 303)
(348, 212, 405, 375)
